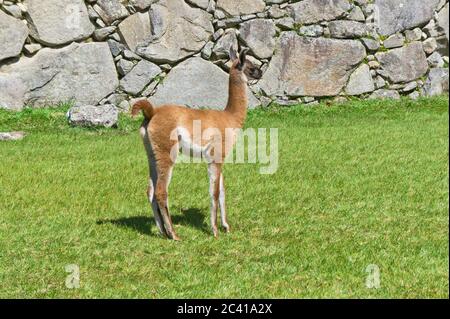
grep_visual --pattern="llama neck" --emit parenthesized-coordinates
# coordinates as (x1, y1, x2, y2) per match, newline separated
(225, 73, 248, 128)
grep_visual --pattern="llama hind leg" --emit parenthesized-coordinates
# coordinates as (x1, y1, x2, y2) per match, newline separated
(141, 122, 168, 237)
(155, 159, 180, 241)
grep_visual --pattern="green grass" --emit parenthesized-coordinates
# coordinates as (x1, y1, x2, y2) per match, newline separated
(0, 96, 448, 298)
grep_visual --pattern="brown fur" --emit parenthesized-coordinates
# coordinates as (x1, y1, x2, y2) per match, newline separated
(132, 48, 261, 240)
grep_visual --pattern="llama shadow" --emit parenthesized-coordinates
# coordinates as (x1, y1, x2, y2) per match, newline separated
(96, 208, 208, 236)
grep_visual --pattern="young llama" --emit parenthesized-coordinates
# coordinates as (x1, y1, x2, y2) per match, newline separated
(131, 47, 262, 240)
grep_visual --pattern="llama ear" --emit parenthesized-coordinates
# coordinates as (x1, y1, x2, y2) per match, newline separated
(229, 45, 238, 62)
(239, 48, 249, 64)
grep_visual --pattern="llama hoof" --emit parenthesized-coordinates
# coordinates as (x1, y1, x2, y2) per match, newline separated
(171, 233, 181, 241)
(222, 224, 231, 233)
(212, 228, 219, 238)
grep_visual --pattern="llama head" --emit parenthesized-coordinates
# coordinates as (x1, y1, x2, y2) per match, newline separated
(229, 46, 263, 82)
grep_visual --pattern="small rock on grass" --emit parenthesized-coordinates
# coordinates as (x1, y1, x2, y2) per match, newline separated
(68, 104, 119, 128)
(0, 131, 26, 141)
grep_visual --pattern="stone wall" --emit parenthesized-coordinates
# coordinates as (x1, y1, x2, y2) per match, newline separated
(0, 0, 449, 112)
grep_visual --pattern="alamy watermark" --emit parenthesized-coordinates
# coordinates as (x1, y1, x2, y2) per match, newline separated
(65, 264, 80, 289)
(169, 120, 279, 174)
(365, 264, 381, 289)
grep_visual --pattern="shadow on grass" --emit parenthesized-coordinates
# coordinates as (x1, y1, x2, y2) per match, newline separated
(96, 208, 208, 236)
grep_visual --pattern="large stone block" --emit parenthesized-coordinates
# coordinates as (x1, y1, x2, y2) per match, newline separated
(24, 0, 94, 46)
(345, 64, 375, 95)
(94, 0, 129, 25)
(120, 60, 161, 96)
(0, 10, 28, 62)
(375, 42, 428, 83)
(216, 0, 265, 16)
(135, 0, 214, 63)
(375, 0, 440, 36)
(0, 43, 118, 111)
(151, 57, 259, 109)
(239, 19, 276, 59)
(289, 0, 351, 24)
(436, 2, 449, 55)
(257, 32, 366, 97)
(422, 67, 449, 96)
(118, 12, 152, 52)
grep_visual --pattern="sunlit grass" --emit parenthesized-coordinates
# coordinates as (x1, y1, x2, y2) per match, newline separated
(0, 96, 448, 298)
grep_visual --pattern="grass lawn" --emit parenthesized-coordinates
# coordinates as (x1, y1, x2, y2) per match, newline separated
(0, 96, 448, 298)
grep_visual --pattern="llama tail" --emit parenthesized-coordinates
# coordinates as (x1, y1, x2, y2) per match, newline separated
(131, 99, 155, 120)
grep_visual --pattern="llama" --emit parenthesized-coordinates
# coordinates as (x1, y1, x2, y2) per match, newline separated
(131, 47, 262, 240)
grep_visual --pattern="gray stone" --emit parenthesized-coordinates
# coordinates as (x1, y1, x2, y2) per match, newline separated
(257, 32, 366, 97)
(348, 6, 365, 22)
(106, 93, 128, 106)
(0, 10, 28, 61)
(375, 0, 440, 36)
(402, 81, 418, 92)
(265, 0, 288, 4)
(214, 9, 227, 19)
(186, 0, 210, 10)
(423, 20, 439, 38)
(93, 26, 117, 41)
(368, 89, 401, 100)
(239, 19, 276, 59)
(275, 17, 294, 30)
(68, 104, 119, 128)
(374, 76, 386, 89)
(120, 60, 161, 95)
(361, 37, 380, 51)
(268, 5, 288, 19)
(25, 0, 94, 46)
(345, 64, 375, 95)
(0, 131, 25, 141)
(151, 57, 259, 109)
(215, 17, 242, 29)
(123, 49, 141, 60)
(383, 33, 405, 49)
(298, 25, 323, 37)
(375, 42, 428, 83)
(118, 12, 151, 52)
(141, 81, 159, 97)
(422, 67, 449, 96)
(136, 0, 214, 63)
(289, 0, 351, 24)
(408, 91, 420, 99)
(94, 0, 129, 25)
(212, 29, 238, 59)
(436, 2, 449, 55)
(117, 59, 135, 76)
(427, 51, 444, 67)
(0, 42, 118, 111)
(201, 41, 215, 59)
(118, 100, 131, 112)
(23, 43, 42, 55)
(404, 28, 422, 42)
(216, 0, 265, 16)
(108, 39, 125, 57)
(328, 20, 371, 38)
(130, 0, 156, 11)
(423, 38, 438, 54)
(368, 60, 380, 69)
(3, 4, 22, 19)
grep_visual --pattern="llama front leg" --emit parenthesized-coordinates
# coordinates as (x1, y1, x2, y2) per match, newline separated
(208, 163, 221, 238)
(218, 173, 230, 233)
